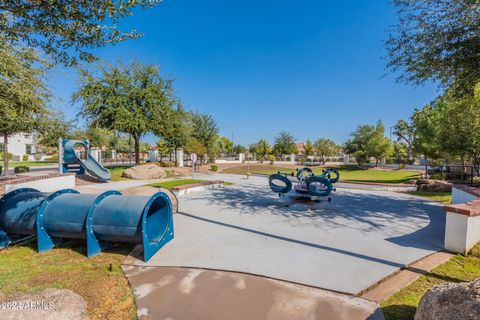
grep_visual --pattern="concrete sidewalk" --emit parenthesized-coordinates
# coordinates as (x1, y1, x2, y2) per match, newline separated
(123, 265, 384, 320)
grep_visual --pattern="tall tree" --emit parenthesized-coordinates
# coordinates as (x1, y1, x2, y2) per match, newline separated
(252, 139, 271, 161)
(0, 0, 163, 66)
(36, 111, 73, 151)
(304, 139, 314, 158)
(314, 138, 339, 164)
(272, 132, 296, 157)
(411, 104, 443, 162)
(157, 104, 191, 166)
(190, 112, 219, 162)
(393, 119, 415, 163)
(74, 61, 175, 165)
(386, 0, 480, 93)
(0, 39, 50, 175)
(217, 136, 234, 156)
(344, 122, 392, 166)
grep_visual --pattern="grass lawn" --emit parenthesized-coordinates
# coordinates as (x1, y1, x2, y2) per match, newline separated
(108, 166, 132, 181)
(6, 161, 57, 168)
(381, 242, 480, 320)
(405, 191, 452, 204)
(0, 240, 136, 320)
(148, 179, 208, 189)
(221, 164, 421, 184)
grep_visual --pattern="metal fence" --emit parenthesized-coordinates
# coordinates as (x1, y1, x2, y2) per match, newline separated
(429, 165, 480, 186)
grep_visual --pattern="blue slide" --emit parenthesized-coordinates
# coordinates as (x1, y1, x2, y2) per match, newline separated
(62, 139, 111, 180)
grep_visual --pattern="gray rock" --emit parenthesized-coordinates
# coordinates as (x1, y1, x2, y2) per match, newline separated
(122, 164, 166, 179)
(0, 288, 87, 320)
(415, 278, 480, 320)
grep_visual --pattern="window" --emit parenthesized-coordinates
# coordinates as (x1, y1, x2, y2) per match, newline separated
(26, 144, 32, 155)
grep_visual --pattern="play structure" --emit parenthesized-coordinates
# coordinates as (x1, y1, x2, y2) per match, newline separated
(60, 139, 111, 180)
(269, 167, 340, 201)
(0, 188, 174, 261)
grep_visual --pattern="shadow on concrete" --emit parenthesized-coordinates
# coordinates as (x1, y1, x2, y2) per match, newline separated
(185, 184, 445, 252)
(178, 211, 404, 268)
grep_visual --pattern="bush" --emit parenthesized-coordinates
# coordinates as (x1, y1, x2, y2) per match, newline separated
(33, 153, 42, 161)
(45, 154, 58, 161)
(429, 173, 445, 180)
(14, 166, 30, 174)
(161, 161, 175, 167)
(211, 164, 218, 172)
(22, 154, 29, 161)
(266, 154, 275, 165)
(0, 152, 13, 161)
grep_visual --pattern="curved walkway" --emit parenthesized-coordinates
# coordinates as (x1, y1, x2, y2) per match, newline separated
(131, 174, 445, 295)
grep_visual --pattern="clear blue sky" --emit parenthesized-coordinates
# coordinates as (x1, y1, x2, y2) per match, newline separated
(48, 0, 440, 146)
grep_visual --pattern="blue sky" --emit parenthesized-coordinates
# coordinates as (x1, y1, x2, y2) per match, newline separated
(48, 0, 440, 146)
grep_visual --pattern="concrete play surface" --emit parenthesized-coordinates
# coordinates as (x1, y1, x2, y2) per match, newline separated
(131, 174, 445, 295)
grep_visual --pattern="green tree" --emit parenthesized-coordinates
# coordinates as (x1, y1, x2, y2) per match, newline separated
(344, 121, 392, 166)
(386, 0, 480, 93)
(233, 144, 247, 154)
(411, 104, 443, 162)
(365, 121, 393, 166)
(0, 39, 50, 175)
(158, 104, 192, 166)
(74, 61, 175, 165)
(314, 138, 339, 164)
(0, 0, 163, 66)
(218, 136, 234, 156)
(304, 139, 314, 158)
(36, 111, 73, 151)
(156, 139, 172, 159)
(272, 132, 296, 157)
(252, 139, 271, 161)
(184, 137, 207, 158)
(393, 119, 415, 163)
(190, 112, 219, 162)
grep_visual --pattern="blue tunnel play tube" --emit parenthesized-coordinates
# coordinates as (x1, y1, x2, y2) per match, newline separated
(0, 188, 174, 261)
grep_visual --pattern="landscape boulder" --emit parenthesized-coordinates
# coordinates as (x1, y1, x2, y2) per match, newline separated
(417, 180, 452, 192)
(122, 164, 166, 179)
(415, 278, 480, 320)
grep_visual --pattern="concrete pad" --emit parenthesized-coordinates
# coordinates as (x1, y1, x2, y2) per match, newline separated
(123, 266, 384, 320)
(132, 174, 445, 294)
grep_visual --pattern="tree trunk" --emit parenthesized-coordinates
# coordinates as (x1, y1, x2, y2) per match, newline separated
(133, 134, 140, 166)
(174, 147, 178, 167)
(3, 135, 8, 176)
(375, 158, 379, 167)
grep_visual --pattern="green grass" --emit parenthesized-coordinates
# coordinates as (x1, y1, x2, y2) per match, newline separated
(148, 179, 208, 189)
(381, 242, 480, 320)
(5, 161, 57, 168)
(405, 191, 452, 204)
(221, 165, 421, 184)
(0, 240, 136, 320)
(107, 166, 132, 181)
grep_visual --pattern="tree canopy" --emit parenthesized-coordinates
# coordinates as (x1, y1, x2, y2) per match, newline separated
(74, 61, 175, 165)
(386, 0, 480, 93)
(272, 132, 296, 156)
(0, 38, 50, 174)
(314, 138, 339, 164)
(0, 0, 162, 65)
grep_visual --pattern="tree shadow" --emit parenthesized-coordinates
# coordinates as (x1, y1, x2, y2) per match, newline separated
(182, 183, 445, 251)
(381, 304, 416, 320)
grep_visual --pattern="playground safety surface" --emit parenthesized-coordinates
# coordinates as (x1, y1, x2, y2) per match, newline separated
(130, 174, 445, 294)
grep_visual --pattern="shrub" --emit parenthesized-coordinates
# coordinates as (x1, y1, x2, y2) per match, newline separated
(211, 164, 218, 172)
(45, 154, 58, 161)
(266, 154, 275, 165)
(0, 152, 13, 161)
(33, 153, 42, 161)
(14, 166, 30, 174)
(473, 176, 480, 186)
(429, 173, 445, 180)
(161, 161, 175, 167)
(22, 154, 29, 161)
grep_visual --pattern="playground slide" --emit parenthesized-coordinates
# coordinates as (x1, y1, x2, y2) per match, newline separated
(0, 188, 174, 261)
(62, 139, 111, 180)
(80, 155, 111, 180)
